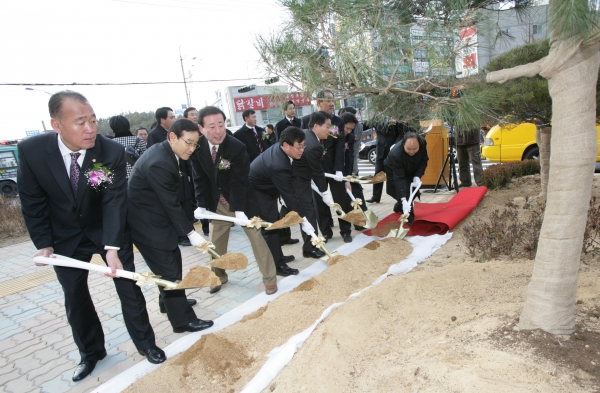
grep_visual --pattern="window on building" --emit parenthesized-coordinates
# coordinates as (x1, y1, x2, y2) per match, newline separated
(533, 24, 543, 35)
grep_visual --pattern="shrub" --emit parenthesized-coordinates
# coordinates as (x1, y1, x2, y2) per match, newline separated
(481, 159, 540, 189)
(0, 196, 28, 239)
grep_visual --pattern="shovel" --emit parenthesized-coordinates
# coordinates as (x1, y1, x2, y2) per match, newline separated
(345, 188, 379, 229)
(196, 241, 249, 270)
(387, 182, 421, 240)
(310, 181, 366, 227)
(330, 171, 387, 185)
(194, 210, 304, 230)
(304, 229, 340, 264)
(33, 254, 219, 290)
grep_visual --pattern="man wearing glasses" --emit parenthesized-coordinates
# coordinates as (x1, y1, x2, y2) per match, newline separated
(127, 119, 213, 333)
(249, 127, 319, 266)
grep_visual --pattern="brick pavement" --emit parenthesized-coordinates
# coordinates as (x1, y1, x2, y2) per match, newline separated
(0, 185, 455, 393)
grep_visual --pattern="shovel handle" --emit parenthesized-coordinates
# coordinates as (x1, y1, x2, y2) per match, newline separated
(346, 188, 356, 201)
(195, 212, 246, 226)
(33, 255, 138, 281)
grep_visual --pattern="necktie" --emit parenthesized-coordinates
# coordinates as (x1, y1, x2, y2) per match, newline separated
(211, 146, 229, 207)
(69, 152, 81, 198)
(251, 128, 264, 153)
(320, 139, 325, 161)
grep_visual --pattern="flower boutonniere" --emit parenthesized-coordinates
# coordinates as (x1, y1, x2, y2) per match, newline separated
(261, 133, 269, 140)
(344, 142, 349, 151)
(329, 125, 339, 138)
(85, 160, 114, 191)
(322, 149, 327, 156)
(218, 158, 231, 170)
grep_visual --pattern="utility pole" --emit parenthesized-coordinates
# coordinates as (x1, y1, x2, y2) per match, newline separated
(179, 46, 191, 108)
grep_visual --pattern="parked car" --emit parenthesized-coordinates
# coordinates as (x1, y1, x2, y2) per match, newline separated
(359, 139, 377, 164)
(0, 143, 19, 197)
(482, 122, 600, 166)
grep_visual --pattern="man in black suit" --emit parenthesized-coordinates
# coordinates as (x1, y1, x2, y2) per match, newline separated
(233, 109, 272, 163)
(301, 90, 352, 243)
(148, 107, 197, 245)
(275, 100, 301, 141)
(190, 106, 279, 295)
(17, 91, 166, 382)
(290, 112, 336, 258)
(128, 119, 213, 333)
(249, 127, 318, 261)
(341, 112, 367, 230)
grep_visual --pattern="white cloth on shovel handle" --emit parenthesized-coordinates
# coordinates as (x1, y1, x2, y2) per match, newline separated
(195, 210, 249, 226)
(402, 183, 421, 214)
(346, 188, 357, 201)
(33, 254, 138, 280)
(324, 172, 345, 182)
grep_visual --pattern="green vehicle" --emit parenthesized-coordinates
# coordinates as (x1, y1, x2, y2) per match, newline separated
(0, 142, 19, 197)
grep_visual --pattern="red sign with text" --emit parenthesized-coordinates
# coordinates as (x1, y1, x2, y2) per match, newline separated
(233, 93, 312, 112)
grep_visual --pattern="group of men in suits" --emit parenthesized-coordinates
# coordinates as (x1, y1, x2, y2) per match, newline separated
(16, 89, 367, 383)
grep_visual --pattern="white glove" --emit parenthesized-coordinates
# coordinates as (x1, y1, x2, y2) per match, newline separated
(401, 198, 411, 214)
(187, 231, 206, 247)
(412, 176, 422, 188)
(234, 211, 249, 225)
(322, 190, 334, 206)
(301, 217, 315, 235)
(194, 207, 207, 219)
(334, 171, 344, 182)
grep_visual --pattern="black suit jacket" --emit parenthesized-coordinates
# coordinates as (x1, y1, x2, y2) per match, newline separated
(233, 125, 271, 163)
(301, 113, 345, 174)
(292, 129, 327, 192)
(17, 133, 128, 256)
(190, 134, 260, 217)
(249, 143, 305, 216)
(343, 131, 356, 176)
(384, 136, 429, 198)
(127, 141, 194, 250)
(275, 117, 301, 141)
(146, 125, 168, 148)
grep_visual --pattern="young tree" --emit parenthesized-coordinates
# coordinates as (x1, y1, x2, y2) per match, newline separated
(487, 0, 600, 334)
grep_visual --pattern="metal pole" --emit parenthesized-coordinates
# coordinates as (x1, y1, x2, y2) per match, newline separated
(179, 46, 190, 108)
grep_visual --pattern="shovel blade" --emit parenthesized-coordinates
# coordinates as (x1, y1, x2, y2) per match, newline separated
(210, 252, 249, 270)
(340, 209, 367, 227)
(266, 211, 305, 230)
(166, 265, 221, 290)
(363, 209, 379, 229)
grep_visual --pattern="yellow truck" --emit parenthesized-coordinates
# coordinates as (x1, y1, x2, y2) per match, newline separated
(482, 123, 600, 169)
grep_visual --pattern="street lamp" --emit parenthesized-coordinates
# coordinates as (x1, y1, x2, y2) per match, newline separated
(179, 46, 198, 108)
(25, 87, 52, 95)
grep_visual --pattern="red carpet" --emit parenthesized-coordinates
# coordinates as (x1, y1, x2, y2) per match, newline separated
(364, 186, 487, 237)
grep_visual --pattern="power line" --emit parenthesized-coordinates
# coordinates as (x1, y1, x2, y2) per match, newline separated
(111, 0, 269, 11)
(0, 77, 267, 87)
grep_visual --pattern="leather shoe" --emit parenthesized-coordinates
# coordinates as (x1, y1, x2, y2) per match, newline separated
(138, 346, 167, 364)
(160, 298, 197, 313)
(209, 285, 222, 294)
(265, 284, 278, 295)
(72, 352, 106, 381)
(276, 264, 299, 276)
(366, 198, 380, 203)
(173, 319, 214, 333)
(281, 255, 295, 263)
(323, 234, 332, 243)
(284, 238, 300, 245)
(303, 249, 325, 259)
(354, 225, 366, 231)
(342, 234, 353, 243)
(393, 202, 402, 213)
(179, 239, 192, 247)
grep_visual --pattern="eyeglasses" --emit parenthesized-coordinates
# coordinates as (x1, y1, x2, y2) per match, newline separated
(181, 138, 200, 150)
(293, 144, 306, 151)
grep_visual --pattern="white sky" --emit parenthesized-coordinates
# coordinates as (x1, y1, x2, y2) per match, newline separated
(0, 0, 288, 140)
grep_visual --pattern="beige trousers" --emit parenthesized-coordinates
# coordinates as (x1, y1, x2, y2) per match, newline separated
(209, 202, 277, 286)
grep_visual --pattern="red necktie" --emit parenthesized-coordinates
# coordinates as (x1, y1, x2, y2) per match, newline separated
(212, 146, 229, 207)
(252, 128, 264, 153)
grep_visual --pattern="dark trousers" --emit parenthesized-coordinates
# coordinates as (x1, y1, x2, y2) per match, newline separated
(278, 205, 291, 244)
(385, 168, 416, 223)
(134, 241, 197, 328)
(254, 190, 285, 267)
(351, 182, 367, 212)
(54, 235, 155, 362)
(314, 178, 352, 237)
(294, 178, 320, 253)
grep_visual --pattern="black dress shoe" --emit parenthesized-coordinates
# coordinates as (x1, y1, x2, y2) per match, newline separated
(393, 202, 402, 213)
(281, 255, 295, 263)
(342, 234, 353, 243)
(323, 234, 332, 243)
(138, 346, 167, 364)
(276, 264, 299, 276)
(179, 239, 192, 247)
(354, 225, 366, 231)
(72, 352, 106, 381)
(366, 198, 380, 203)
(160, 298, 197, 313)
(284, 238, 300, 245)
(302, 249, 325, 259)
(173, 319, 214, 333)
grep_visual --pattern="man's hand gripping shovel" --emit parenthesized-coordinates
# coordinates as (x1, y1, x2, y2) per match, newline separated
(387, 182, 421, 240)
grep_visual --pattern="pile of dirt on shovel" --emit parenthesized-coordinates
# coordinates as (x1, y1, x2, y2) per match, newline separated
(126, 238, 412, 393)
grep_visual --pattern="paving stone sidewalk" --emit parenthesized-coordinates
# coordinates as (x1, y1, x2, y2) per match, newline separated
(0, 185, 455, 393)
